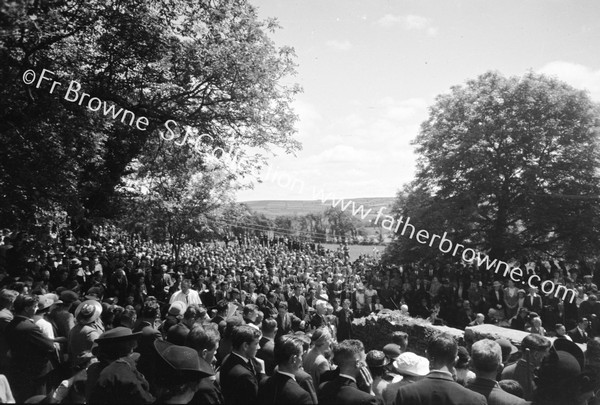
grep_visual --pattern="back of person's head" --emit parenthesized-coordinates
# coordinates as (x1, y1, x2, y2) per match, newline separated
(498, 379, 524, 398)
(184, 305, 202, 322)
(391, 331, 409, 351)
(471, 339, 502, 374)
(274, 335, 304, 366)
(427, 334, 458, 368)
(262, 318, 277, 335)
(332, 339, 364, 368)
(223, 316, 244, 338)
(215, 299, 229, 314)
(13, 294, 38, 314)
(586, 337, 600, 366)
(0, 289, 18, 310)
(243, 304, 257, 319)
(521, 333, 551, 352)
(311, 327, 332, 348)
(186, 323, 220, 352)
(141, 300, 160, 320)
(231, 325, 261, 350)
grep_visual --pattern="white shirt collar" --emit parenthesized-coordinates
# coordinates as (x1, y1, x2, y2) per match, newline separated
(277, 370, 296, 381)
(232, 352, 249, 364)
(339, 373, 356, 383)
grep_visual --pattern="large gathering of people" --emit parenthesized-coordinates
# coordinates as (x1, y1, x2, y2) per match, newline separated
(1, 224, 600, 404)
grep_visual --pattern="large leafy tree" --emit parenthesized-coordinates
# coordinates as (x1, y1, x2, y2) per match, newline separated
(385, 71, 600, 265)
(0, 0, 300, 232)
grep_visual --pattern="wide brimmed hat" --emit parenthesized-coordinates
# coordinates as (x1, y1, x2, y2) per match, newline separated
(154, 339, 213, 378)
(75, 300, 102, 324)
(393, 352, 430, 377)
(553, 338, 585, 369)
(59, 290, 79, 304)
(95, 326, 141, 344)
(168, 301, 187, 316)
(37, 294, 62, 312)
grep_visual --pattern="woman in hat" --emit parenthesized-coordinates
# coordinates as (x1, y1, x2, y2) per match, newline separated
(68, 300, 104, 369)
(382, 351, 429, 404)
(366, 349, 390, 401)
(88, 327, 153, 405)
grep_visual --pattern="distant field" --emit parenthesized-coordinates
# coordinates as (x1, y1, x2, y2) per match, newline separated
(242, 197, 395, 222)
(321, 243, 387, 261)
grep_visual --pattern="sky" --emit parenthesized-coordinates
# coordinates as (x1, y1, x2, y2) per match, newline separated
(235, 0, 600, 202)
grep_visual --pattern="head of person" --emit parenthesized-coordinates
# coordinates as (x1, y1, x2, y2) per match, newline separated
(262, 318, 277, 338)
(426, 333, 458, 371)
(556, 324, 567, 337)
(181, 279, 191, 293)
(498, 379, 524, 398)
(94, 327, 140, 363)
(315, 300, 327, 316)
(154, 340, 213, 403)
(278, 301, 288, 316)
(0, 289, 19, 311)
(186, 323, 220, 364)
(311, 328, 332, 353)
(231, 325, 261, 359)
(521, 334, 551, 367)
(215, 299, 229, 316)
(342, 299, 351, 310)
(532, 316, 542, 328)
(12, 294, 38, 317)
(243, 304, 258, 323)
(578, 317, 589, 330)
(275, 335, 305, 373)
(366, 350, 389, 378)
(471, 339, 502, 378)
(390, 331, 409, 352)
(332, 339, 367, 378)
(182, 305, 202, 329)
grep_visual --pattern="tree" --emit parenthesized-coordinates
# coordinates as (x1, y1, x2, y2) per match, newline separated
(0, 0, 300, 231)
(385, 71, 600, 265)
(323, 207, 360, 241)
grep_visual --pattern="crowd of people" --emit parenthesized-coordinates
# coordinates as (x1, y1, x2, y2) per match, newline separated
(0, 225, 600, 403)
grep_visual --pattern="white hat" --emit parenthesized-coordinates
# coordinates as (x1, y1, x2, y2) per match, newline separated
(393, 352, 430, 377)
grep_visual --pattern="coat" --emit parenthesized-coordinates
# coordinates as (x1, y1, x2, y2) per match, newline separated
(275, 312, 302, 338)
(467, 377, 527, 405)
(219, 353, 260, 405)
(393, 371, 487, 405)
(89, 356, 154, 404)
(5, 315, 55, 379)
(568, 327, 588, 344)
(318, 375, 378, 405)
(257, 371, 314, 404)
(257, 336, 275, 375)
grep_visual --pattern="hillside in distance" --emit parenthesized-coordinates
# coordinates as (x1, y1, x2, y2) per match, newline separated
(242, 197, 396, 222)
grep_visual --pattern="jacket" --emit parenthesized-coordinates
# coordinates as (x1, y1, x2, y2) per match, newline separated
(393, 370, 487, 405)
(257, 371, 314, 404)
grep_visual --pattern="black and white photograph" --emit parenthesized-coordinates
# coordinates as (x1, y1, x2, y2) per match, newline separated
(1, 0, 600, 403)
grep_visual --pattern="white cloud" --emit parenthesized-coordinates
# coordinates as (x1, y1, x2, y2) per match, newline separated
(537, 61, 600, 101)
(376, 14, 438, 36)
(325, 39, 353, 51)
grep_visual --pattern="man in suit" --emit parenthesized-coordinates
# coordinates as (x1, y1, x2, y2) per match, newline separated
(275, 301, 303, 339)
(489, 281, 505, 318)
(336, 298, 354, 341)
(288, 284, 309, 321)
(185, 323, 224, 405)
(318, 339, 378, 405)
(501, 333, 551, 401)
(5, 294, 56, 402)
(568, 317, 590, 343)
(524, 287, 543, 314)
(393, 334, 487, 405)
(257, 335, 315, 404)
(467, 339, 527, 405)
(219, 325, 263, 405)
(257, 318, 277, 375)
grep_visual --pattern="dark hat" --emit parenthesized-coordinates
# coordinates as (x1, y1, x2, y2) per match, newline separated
(366, 350, 390, 368)
(537, 350, 582, 384)
(496, 338, 518, 363)
(95, 326, 141, 343)
(456, 346, 470, 368)
(85, 287, 103, 301)
(166, 323, 190, 346)
(37, 294, 62, 312)
(75, 300, 102, 324)
(154, 339, 213, 379)
(553, 338, 585, 369)
(382, 343, 402, 360)
(60, 290, 79, 304)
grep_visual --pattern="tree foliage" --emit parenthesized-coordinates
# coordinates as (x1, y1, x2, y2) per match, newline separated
(0, 0, 300, 232)
(385, 71, 600, 265)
